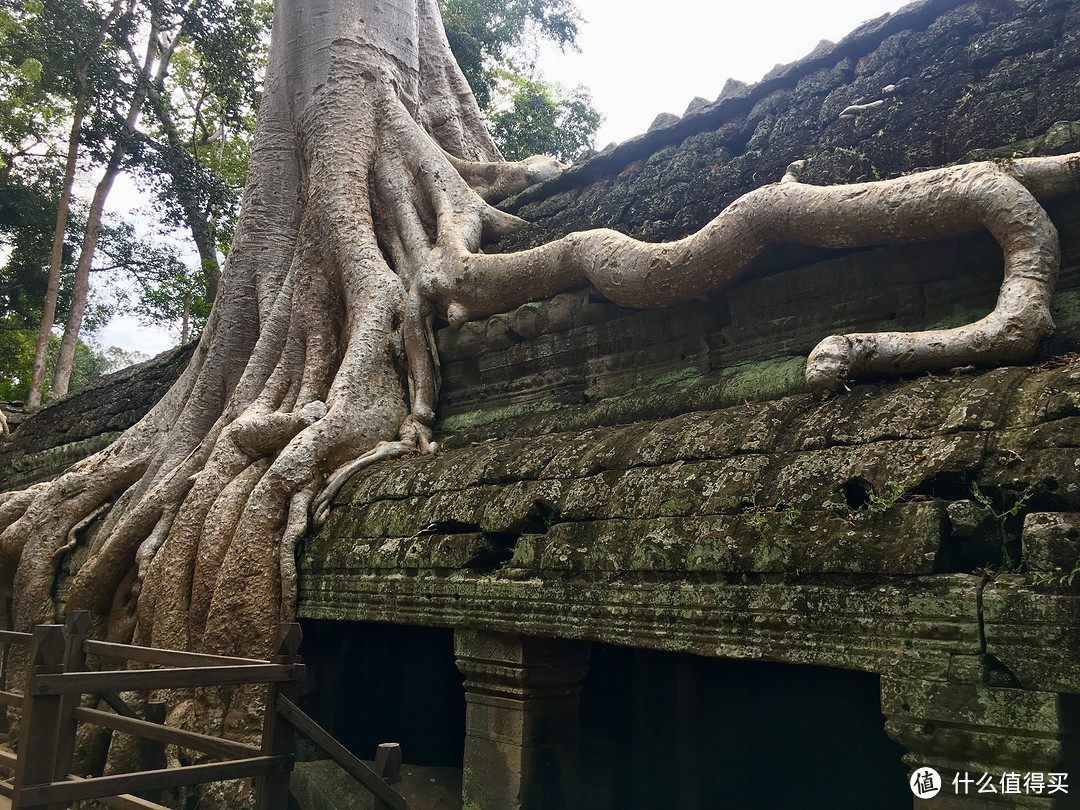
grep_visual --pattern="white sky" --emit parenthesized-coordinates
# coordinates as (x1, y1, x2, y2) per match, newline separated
(97, 0, 914, 356)
(540, 0, 914, 146)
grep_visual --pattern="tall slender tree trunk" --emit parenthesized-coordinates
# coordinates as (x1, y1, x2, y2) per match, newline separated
(181, 288, 190, 343)
(50, 19, 181, 399)
(49, 150, 122, 399)
(27, 74, 86, 408)
(144, 84, 221, 307)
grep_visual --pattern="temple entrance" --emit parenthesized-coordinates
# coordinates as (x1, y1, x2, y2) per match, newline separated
(578, 644, 909, 809)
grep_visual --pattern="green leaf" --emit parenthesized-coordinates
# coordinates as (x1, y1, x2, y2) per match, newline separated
(18, 57, 41, 83)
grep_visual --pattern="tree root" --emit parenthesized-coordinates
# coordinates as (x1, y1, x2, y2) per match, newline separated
(401, 145, 1078, 417)
(312, 440, 416, 527)
(313, 94, 1080, 524)
(446, 151, 565, 203)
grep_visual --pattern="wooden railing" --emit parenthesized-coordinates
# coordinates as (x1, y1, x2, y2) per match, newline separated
(0, 612, 406, 810)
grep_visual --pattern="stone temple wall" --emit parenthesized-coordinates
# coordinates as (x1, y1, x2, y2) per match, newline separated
(0, 344, 195, 492)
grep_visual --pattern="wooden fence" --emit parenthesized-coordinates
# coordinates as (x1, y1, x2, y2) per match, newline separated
(0, 612, 405, 810)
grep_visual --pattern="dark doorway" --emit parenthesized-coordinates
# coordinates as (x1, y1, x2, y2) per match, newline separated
(297, 619, 465, 767)
(578, 644, 909, 810)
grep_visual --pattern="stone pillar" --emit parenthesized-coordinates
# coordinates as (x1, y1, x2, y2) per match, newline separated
(455, 629, 591, 810)
(881, 665, 1080, 808)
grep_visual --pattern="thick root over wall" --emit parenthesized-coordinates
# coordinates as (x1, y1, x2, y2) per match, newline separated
(1, 0, 1080, 803)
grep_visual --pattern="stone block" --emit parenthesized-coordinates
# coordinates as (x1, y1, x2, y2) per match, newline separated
(1023, 513, 1080, 572)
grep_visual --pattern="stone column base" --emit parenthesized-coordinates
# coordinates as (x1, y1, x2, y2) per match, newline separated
(882, 668, 1080, 808)
(455, 629, 591, 810)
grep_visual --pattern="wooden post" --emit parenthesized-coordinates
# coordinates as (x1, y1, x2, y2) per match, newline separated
(374, 743, 403, 810)
(139, 701, 168, 803)
(254, 622, 303, 810)
(12, 624, 68, 810)
(51, 611, 90, 791)
(374, 743, 402, 784)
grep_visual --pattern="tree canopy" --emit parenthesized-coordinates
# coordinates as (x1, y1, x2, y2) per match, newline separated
(0, 0, 272, 402)
(440, 0, 601, 162)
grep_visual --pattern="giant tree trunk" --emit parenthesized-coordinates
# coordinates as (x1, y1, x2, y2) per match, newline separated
(1, 0, 1078, 804)
(0, 0, 529, 774)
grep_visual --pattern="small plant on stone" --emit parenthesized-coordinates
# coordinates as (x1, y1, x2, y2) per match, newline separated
(739, 484, 770, 537)
(997, 449, 1023, 465)
(780, 506, 802, 528)
(866, 481, 905, 515)
(742, 511, 770, 537)
(1031, 563, 1080, 588)
(971, 482, 1034, 520)
(971, 482, 1035, 571)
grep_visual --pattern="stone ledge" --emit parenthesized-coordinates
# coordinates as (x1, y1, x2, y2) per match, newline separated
(315, 359, 1080, 583)
(297, 574, 982, 683)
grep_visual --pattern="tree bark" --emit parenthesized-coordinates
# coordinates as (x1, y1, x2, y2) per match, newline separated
(181, 289, 190, 344)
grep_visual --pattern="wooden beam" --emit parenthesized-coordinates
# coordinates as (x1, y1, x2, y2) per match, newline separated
(0, 689, 22, 707)
(53, 612, 91, 792)
(64, 775, 172, 810)
(254, 622, 302, 810)
(15, 757, 290, 806)
(32, 663, 303, 695)
(8, 766, 177, 809)
(0, 630, 32, 645)
(74, 706, 261, 760)
(98, 691, 140, 719)
(13, 625, 67, 810)
(276, 696, 405, 810)
(83, 640, 266, 668)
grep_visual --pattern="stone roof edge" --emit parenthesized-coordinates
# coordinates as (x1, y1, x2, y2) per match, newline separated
(500, 0, 968, 215)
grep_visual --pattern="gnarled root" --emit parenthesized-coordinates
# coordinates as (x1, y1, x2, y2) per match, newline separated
(804, 154, 1079, 394)
(446, 151, 565, 203)
(399, 152, 1078, 414)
